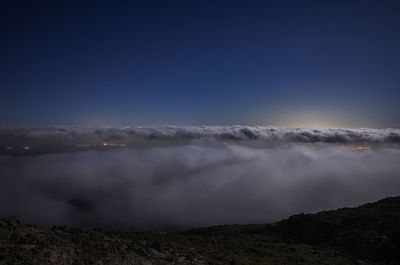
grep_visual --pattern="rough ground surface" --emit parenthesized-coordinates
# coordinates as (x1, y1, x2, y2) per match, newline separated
(1, 196, 399, 265)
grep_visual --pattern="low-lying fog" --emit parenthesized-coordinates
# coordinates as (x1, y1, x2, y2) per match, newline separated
(0, 126, 399, 230)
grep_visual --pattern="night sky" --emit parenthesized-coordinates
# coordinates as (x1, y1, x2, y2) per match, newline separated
(1, 0, 400, 127)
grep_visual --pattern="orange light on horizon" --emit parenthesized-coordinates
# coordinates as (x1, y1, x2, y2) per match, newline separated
(347, 145, 370, 151)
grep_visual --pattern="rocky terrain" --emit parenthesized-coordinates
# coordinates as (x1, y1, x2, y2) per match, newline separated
(1, 196, 399, 265)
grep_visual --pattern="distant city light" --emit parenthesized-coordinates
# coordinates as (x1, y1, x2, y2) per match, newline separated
(347, 145, 371, 151)
(103, 142, 127, 147)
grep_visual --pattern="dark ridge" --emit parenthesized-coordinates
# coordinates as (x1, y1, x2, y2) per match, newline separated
(274, 196, 400, 263)
(1, 196, 399, 264)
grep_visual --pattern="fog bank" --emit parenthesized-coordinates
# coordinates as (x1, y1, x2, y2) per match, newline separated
(1, 140, 400, 229)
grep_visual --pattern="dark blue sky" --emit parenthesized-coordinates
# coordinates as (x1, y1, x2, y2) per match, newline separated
(1, 0, 400, 127)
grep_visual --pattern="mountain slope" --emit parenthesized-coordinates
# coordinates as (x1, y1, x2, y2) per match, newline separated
(1, 196, 399, 265)
(275, 196, 400, 263)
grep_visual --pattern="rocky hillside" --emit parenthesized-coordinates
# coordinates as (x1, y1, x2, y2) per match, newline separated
(1, 196, 399, 265)
(274, 196, 400, 264)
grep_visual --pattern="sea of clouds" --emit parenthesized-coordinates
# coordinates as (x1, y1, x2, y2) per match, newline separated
(0, 126, 400, 230)
(1, 125, 400, 147)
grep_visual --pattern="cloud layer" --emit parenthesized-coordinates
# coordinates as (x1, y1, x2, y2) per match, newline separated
(1, 126, 400, 230)
(0, 126, 399, 154)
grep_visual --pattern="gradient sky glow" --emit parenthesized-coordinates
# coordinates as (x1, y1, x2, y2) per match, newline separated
(1, 0, 400, 127)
